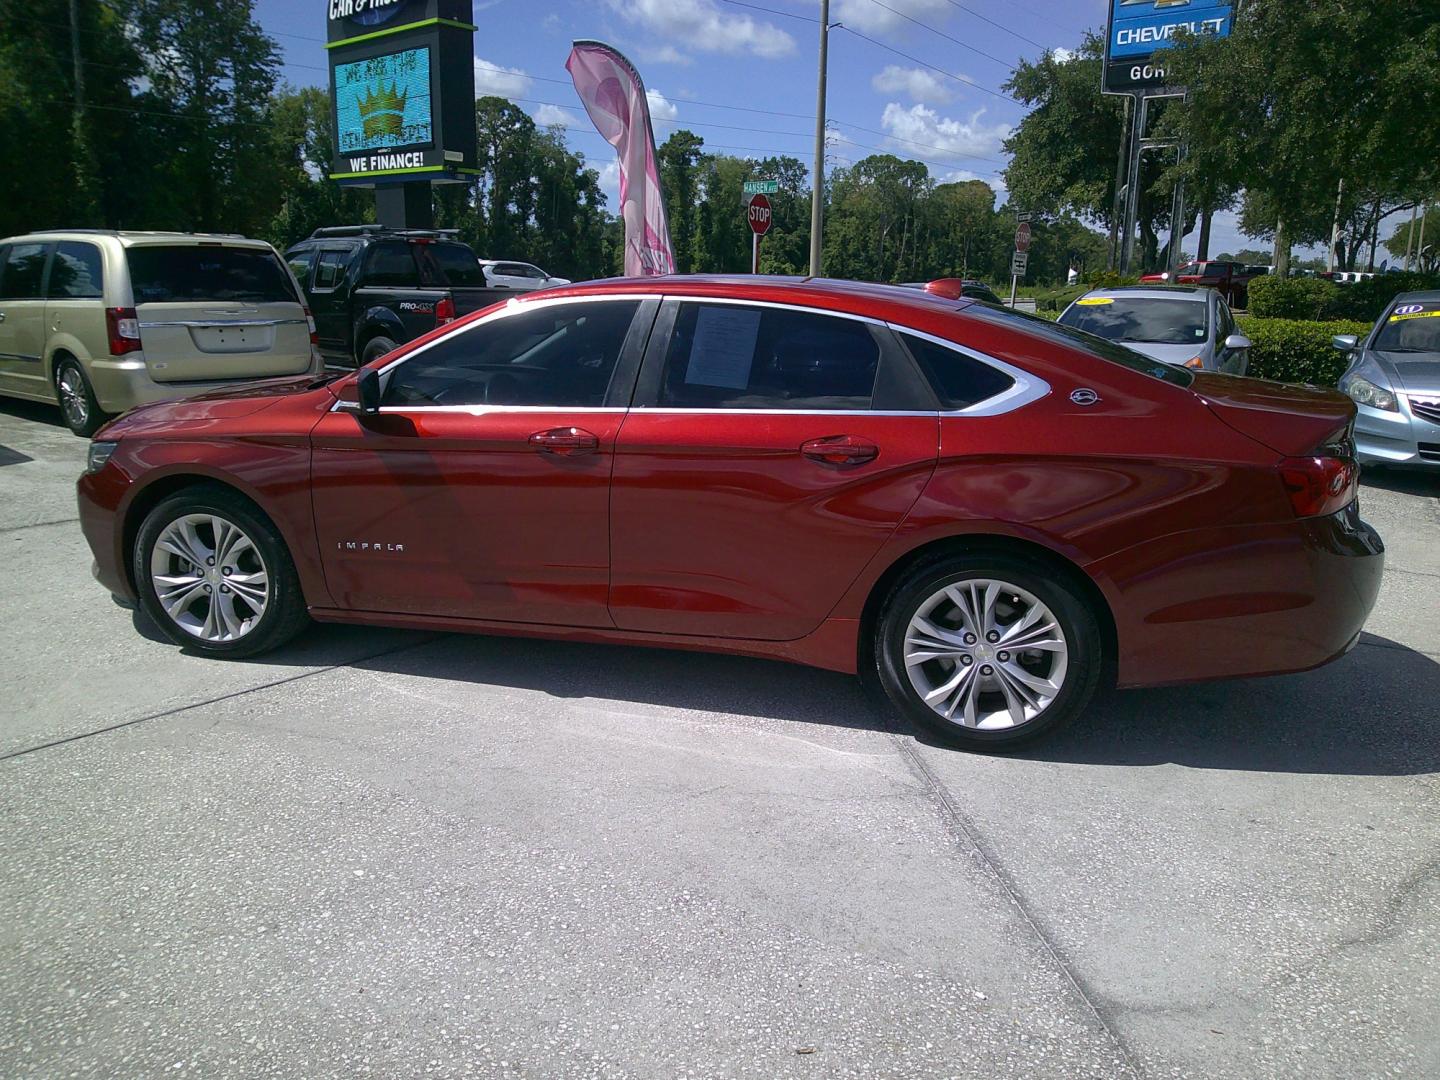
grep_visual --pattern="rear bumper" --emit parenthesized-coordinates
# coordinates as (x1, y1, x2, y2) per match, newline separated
(1095, 502, 1385, 689)
(1353, 399, 1440, 468)
(87, 353, 321, 415)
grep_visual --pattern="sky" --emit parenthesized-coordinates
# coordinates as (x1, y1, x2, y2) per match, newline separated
(257, 0, 1297, 261)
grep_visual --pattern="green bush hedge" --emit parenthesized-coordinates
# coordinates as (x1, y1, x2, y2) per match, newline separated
(1236, 316, 1371, 386)
(1248, 271, 1440, 323)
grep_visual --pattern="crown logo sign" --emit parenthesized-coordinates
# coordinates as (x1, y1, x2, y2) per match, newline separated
(358, 81, 407, 140)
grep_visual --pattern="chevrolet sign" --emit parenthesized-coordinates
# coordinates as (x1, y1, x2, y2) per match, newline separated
(1103, 0, 1235, 94)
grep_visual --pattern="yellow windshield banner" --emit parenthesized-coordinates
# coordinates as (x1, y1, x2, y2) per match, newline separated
(1075, 297, 1114, 306)
(1388, 308, 1440, 322)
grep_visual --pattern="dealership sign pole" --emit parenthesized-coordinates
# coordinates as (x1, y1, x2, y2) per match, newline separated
(1103, 0, 1234, 274)
(326, 0, 479, 229)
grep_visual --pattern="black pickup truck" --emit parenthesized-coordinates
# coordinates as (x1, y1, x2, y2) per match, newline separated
(284, 226, 513, 367)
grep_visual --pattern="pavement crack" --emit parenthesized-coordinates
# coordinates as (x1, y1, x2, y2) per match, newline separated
(0, 517, 80, 534)
(887, 727, 1146, 1079)
(0, 634, 441, 763)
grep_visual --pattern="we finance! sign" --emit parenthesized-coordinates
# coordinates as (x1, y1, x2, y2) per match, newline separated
(1103, 0, 1234, 95)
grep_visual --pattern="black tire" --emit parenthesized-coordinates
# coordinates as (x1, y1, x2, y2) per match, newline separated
(360, 335, 399, 366)
(54, 358, 107, 437)
(873, 552, 1102, 751)
(133, 484, 310, 658)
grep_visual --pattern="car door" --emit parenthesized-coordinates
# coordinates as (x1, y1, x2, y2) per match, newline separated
(0, 241, 53, 399)
(309, 295, 658, 626)
(307, 243, 360, 360)
(608, 297, 941, 641)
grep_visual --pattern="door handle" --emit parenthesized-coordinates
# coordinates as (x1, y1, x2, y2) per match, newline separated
(0, 311, 7, 322)
(529, 426, 600, 456)
(801, 434, 879, 465)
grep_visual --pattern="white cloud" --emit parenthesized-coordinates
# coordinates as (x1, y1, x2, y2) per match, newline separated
(871, 65, 955, 105)
(1050, 47, 1076, 64)
(646, 88, 679, 121)
(534, 104, 573, 128)
(605, 0, 796, 60)
(596, 160, 622, 209)
(940, 169, 1007, 196)
(473, 57, 531, 99)
(880, 102, 1010, 163)
(638, 43, 692, 66)
(834, 0, 951, 36)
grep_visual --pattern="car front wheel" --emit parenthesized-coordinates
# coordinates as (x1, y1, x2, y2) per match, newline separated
(875, 554, 1102, 750)
(133, 485, 309, 658)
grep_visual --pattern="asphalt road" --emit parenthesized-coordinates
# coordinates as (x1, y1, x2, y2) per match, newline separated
(2, 396, 1437, 1080)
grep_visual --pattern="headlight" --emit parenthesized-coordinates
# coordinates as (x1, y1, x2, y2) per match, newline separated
(86, 441, 118, 474)
(1342, 374, 1398, 412)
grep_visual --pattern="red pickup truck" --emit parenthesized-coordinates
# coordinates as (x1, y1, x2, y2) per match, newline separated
(1139, 260, 1263, 308)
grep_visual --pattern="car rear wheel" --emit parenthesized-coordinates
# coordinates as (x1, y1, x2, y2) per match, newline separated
(134, 486, 309, 658)
(874, 554, 1102, 750)
(360, 335, 398, 367)
(54, 358, 107, 437)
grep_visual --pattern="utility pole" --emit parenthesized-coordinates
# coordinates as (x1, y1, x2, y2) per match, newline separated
(808, 0, 830, 278)
(68, 0, 97, 223)
(1326, 178, 1344, 274)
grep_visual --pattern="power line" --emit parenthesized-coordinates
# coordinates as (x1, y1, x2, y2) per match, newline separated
(838, 25, 1019, 105)
(938, 0, 1052, 52)
(861, 0, 1016, 70)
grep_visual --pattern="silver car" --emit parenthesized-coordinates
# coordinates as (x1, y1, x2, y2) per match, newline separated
(1057, 285, 1251, 374)
(1334, 290, 1440, 469)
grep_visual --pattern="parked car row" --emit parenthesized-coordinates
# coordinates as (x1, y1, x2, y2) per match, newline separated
(0, 225, 573, 432)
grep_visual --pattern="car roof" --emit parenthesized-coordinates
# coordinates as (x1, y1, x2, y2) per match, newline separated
(9, 230, 270, 249)
(525, 274, 996, 322)
(1394, 289, 1440, 303)
(1077, 286, 1209, 301)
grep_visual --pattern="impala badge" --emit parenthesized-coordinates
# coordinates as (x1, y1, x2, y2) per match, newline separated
(1070, 388, 1100, 406)
(337, 540, 405, 553)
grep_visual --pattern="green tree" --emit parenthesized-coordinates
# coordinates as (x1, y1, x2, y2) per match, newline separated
(658, 130, 705, 273)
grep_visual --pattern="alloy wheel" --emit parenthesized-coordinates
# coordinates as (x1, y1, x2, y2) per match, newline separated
(902, 578, 1069, 730)
(58, 366, 89, 429)
(149, 513, 270, 642)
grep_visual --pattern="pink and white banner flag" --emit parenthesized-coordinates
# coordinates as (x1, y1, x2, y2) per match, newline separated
(566, 40, 676, 277)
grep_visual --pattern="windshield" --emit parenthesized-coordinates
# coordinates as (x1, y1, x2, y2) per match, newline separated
(1373, 302, 1440, 352)
(1059, 297, 1209, 345)
(127, 245, 298, 304)
(968, 303, 1195, 387)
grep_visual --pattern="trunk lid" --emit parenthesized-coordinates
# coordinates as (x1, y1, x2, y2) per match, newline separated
(1188, 372, 1356, 455)
(126, 243, 312, 383)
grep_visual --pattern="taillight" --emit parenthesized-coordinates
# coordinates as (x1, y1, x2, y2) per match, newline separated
(304, 306, 318, 346)
(435, 295, 456, 326)
(105, 307, 141, 356)
(1279, 456, 1357, 518)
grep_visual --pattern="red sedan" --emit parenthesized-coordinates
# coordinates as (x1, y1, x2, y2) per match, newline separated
(1138, 260, 1259, 307)
(77, 276, 1383, 749)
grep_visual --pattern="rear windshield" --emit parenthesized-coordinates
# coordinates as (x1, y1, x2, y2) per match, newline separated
(1058, 297, 1208, 345)
(127, 245, 297, 304)
(967, 303, 1195, 387)
(420, 242, 486, 287)
(1373, 301, 1440, 353)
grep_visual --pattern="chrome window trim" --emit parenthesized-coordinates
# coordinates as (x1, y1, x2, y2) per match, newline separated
(887, 324, 1051, 417)
(138, 318, 307, 329)
(340, 291, 1047, 418)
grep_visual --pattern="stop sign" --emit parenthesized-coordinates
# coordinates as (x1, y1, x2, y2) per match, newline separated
(747, 194, 772, 236)
(1014, 221, 1032, 253)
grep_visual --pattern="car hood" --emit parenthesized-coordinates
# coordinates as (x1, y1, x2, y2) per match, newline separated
(97, 374, 332, 437)
(1187, 372, 1356, 456)
(1119, 341, 1204, 366)
(1369, 350, 1440, 394)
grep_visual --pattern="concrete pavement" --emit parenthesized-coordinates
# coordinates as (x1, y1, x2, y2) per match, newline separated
(2, 396, 1437, 1079)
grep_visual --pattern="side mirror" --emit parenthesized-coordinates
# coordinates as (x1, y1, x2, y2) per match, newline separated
(1224, 334, 1252, 351)
(357, 367, 382, 414)
(1331, 334, 1359, 352)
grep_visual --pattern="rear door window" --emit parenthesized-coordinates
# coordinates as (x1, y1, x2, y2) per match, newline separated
(1, 242, 51, 299)
(126, 245, 298, 304)
(46, 241, 104, 299)
(312, 248, 355, 290)
(417, 243, 485, 287)
(658, 302, 880, 410)
(362, 243, 418, 287)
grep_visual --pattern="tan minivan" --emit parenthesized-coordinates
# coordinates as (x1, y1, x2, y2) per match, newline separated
(0, 230, 320, 435)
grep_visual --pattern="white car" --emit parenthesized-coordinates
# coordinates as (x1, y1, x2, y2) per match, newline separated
(480, 260, 570, 292)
